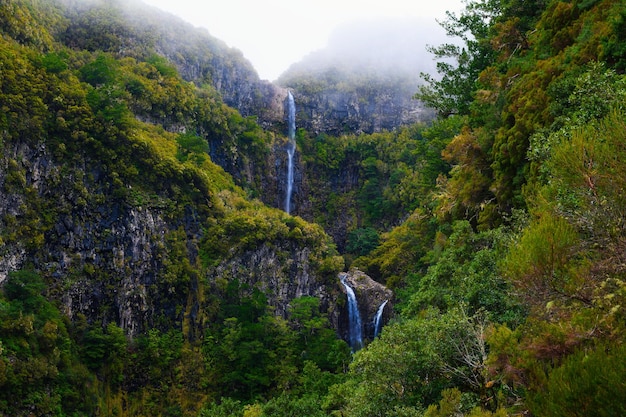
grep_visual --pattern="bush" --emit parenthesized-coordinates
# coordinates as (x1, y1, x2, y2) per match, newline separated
(528, 342, 626, 417)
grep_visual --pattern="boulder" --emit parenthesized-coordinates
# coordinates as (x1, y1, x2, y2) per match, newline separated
(338, 268, 393, 345)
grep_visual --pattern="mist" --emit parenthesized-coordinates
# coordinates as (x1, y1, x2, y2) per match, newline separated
(279, 16, 451, 81)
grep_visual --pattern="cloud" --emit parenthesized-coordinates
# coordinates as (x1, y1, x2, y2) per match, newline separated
(141, 0, 464, 81)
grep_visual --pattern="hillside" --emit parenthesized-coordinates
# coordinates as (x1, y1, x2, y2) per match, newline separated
(58, 0, 287, 125)
(1, 0, 626, 416)
(0, 0, 347, 414)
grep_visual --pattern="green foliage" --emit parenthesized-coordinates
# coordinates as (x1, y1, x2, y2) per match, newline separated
(202, 282, 349, 403)
(529, 64, 624, 176)
(298, 120, 456, 253)
(199, 397, 245, 417)
(502, 212, 585, 309)
(287, 298, 351, 372)
(80, 52, 119, 86)
(424, 387, 508, 417)
(2, 269, 47, 314)
(527, 341, 626, 417)
(39, 50, 69, 73)
(326, 307, 497, 416)
(405, 221, 524, 325)
(425, 0, 626, 222)
(547, 110, 626, 238)
(345, 227, 380, 256)
(434, 126, 495, 227)
(493, 98, 626, 417)
(263, 392, 327, 417)
(415, 0, 500, 116)
(177, 132, 209, 163)
(0, 271, 96, 416)
(0, 38, 48, 143)
(0, 0, 58, 50)
(424, 388, 463, 417)
(602, 8, 626, 71)
(147, 54, 179, 78)
(356, 208, 432, 286)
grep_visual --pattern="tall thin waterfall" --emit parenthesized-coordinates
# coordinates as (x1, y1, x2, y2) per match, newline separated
(373, 300, 388, 338)
(340, 273, 363, 351)
(285, 91, 296, 213)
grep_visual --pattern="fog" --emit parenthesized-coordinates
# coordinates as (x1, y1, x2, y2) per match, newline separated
(279, 16, 452, 81)
(141, 0, 464, 81)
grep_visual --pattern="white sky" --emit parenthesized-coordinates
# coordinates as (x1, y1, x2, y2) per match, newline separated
(141, 0, 465, 81)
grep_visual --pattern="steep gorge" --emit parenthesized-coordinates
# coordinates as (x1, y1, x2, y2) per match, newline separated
(1, 0, 620, 415)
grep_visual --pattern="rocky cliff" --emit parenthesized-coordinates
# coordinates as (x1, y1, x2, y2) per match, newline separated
(0, 134, 342, 338)
(0, 0, 344, 337)
(286, 81, 435, 136)
(62, 1, 434, 137)
(275, 17, 443, 135)
(55, 0, 436, 228)
(0, 0, 406, 344)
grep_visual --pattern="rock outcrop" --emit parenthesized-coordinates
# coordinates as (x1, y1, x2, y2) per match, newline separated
(338, 269, 393, 343)
(210, 241, 341, 327)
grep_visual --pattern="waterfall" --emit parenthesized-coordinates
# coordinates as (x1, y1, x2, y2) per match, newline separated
(285, 91, 296, 213)
(373, 300, 388, 338)
(340, 273, 363, 351)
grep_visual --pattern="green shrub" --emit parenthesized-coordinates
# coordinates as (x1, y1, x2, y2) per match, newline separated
(528, 342, 626, 417)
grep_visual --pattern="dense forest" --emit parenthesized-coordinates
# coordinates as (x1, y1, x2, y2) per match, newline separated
(1, 0, 626, 416)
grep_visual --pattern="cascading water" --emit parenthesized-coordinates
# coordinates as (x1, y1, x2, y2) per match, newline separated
(285, 91, 296, 213)
(373, 299, 388, 338)
(340, 273, 363, 351)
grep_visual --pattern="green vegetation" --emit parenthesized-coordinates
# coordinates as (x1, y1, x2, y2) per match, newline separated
(0, 1, 343, 415)
(291, 0, 626, 415)
(295, 117, 460, 254)
(1, 0, 625, 416)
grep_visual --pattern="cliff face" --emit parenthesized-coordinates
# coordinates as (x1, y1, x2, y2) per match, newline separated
(210, 242, 342, 328)
(53, 0, 433, 224)
(291, 86, 435, 136)
(158, 34, 289, 129)
(130, 2, 290, 130)
(203, 61, 288, 128)
(284, 148, 361, 252)
(58, 0, 289, 130)
(274, 17, 443, 136)
(0, 141, 183, 336)
(0, 124, 339, 339)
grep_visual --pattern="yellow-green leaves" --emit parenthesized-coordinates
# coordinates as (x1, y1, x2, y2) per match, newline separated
(502, 212, 587, 310)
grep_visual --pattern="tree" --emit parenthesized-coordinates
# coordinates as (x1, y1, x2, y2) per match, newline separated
(407, 221, 523, 325)
(0, 271, 95, 416)
(505, 213, 597, 323)
(415, 0, 500, 116)
(325, 308, 498, 416)
(346, 227, 380, 257)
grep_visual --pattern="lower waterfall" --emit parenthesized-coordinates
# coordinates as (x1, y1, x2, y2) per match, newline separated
(340, 273, 363, 351)
(373, 300, 388, 338)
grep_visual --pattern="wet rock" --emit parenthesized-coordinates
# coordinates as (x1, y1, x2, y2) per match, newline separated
(338, 268, 393, 344)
